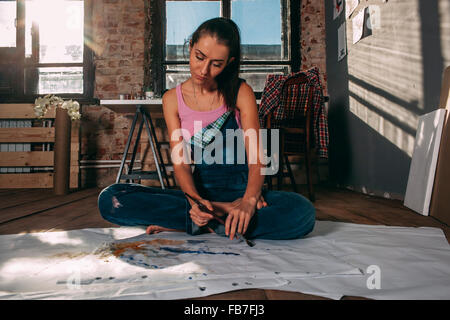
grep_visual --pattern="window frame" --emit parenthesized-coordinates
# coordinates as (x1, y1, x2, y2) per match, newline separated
(0, 0, 96, 104)
(154, 0, 300, 99)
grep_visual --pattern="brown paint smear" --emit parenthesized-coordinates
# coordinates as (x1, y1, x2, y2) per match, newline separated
(110, 239, 185, 257)
(49, 239, 185, 260)
(51, 252, 89, 259)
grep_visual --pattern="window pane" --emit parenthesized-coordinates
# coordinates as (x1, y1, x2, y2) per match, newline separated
(165, 65, 191, 89)
(166, 64, 290, 93)
(239, 65, 290, 92)
(166, 1, 220, 61)
(25, 0, 84, 63)
(38, 67, 83, 94)
(25, 0, 32, 58)
(232, 0, 287, 61)
(0, 0, 16, 47)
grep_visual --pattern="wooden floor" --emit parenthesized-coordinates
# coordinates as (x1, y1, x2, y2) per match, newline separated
(0, 184, 448, 300)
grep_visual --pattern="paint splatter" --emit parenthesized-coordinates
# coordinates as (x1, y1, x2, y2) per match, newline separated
(57, 276, 119, 286)
(187, 240, 206, 244)
(159, 247, 240, 256)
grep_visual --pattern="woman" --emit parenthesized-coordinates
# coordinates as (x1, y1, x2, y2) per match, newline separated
(98, 18, 315, 241)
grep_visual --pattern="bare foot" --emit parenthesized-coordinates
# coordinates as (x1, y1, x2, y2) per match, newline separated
(146, 225, 183, 235)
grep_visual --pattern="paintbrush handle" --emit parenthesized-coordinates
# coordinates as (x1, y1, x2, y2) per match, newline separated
(184, 192, 254, 247)
(184, 193, 225, 224)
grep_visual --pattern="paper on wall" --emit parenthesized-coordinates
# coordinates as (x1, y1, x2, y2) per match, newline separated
(352, 7, 372, 44)
(338, 22, 347, 61)
(333, 0, 344, 20)
(345, 0, 360, 19)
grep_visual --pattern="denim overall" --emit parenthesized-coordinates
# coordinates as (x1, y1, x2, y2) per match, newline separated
(189, 112, 249, 235)
(98, 112, 315, 240)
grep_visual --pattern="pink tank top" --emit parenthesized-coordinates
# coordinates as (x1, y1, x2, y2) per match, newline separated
(176, 84, 241, 141)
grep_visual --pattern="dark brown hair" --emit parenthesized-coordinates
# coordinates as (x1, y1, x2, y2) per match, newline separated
(189, 17, 242, 111)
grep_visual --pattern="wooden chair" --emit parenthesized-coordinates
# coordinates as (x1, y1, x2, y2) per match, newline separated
(265, 73, 316, 202)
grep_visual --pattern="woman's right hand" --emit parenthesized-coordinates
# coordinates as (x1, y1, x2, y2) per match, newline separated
(189, 199, 215, 227)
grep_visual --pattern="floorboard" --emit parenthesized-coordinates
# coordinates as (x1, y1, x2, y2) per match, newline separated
(0, 184, 448, 300)
(0, 189, 57, 210)
(0, 188, 100, 225)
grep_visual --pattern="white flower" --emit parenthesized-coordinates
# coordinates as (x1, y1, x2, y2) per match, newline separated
(34, 95, 81, 121)
(61, 100, 71, 110)
(34, 97, 49, 118)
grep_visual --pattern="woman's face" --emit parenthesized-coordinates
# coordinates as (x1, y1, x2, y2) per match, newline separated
(189, 35, 233, 86)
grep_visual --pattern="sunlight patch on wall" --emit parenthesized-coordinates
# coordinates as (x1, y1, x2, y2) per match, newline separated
(349, 79, 419, 131)
(439, 0, 450, 67)
(349, 92, 416, 158)
(346, 0, 426, 114)
(348, 44, 424, 110)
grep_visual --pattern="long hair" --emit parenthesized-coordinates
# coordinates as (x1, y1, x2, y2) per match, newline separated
(189, 17, 242, 112)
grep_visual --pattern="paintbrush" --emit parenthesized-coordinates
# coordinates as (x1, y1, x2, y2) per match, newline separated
(184, 192, 255, 247)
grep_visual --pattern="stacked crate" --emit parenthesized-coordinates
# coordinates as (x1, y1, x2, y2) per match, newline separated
(0, 104, 79, 188)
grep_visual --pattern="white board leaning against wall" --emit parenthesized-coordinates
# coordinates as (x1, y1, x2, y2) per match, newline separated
(404, 109, 447, 216)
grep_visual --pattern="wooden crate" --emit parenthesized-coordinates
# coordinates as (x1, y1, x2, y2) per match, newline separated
(0, 104, 79, 188)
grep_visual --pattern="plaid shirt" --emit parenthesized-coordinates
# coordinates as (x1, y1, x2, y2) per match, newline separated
(258, 67, 329, 158)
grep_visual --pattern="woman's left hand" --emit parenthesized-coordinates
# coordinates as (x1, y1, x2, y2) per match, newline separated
(225, 197, 258, 240)
(256, 194, 268, 210)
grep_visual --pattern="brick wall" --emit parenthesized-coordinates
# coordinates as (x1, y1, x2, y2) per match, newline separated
(80, 0, 146, 187)
(301, 0, 328, 95)
(93, 0, 146, 99)
(80, 0, 328, 187)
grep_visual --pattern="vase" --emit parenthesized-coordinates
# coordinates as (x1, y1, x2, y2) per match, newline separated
(53, 107, 71, 195)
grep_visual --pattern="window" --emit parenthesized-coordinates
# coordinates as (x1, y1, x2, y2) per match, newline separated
(0, 0, 16, 48)
(0, 0, 94, 103)
(158, 0, 299, 97)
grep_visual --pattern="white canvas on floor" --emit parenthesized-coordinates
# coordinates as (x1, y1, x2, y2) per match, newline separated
(404, 109, 446, 215)
(0, 221, 449, 300)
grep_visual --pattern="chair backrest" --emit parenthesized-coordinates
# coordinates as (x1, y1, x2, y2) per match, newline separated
(267, 72, 315, 131)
